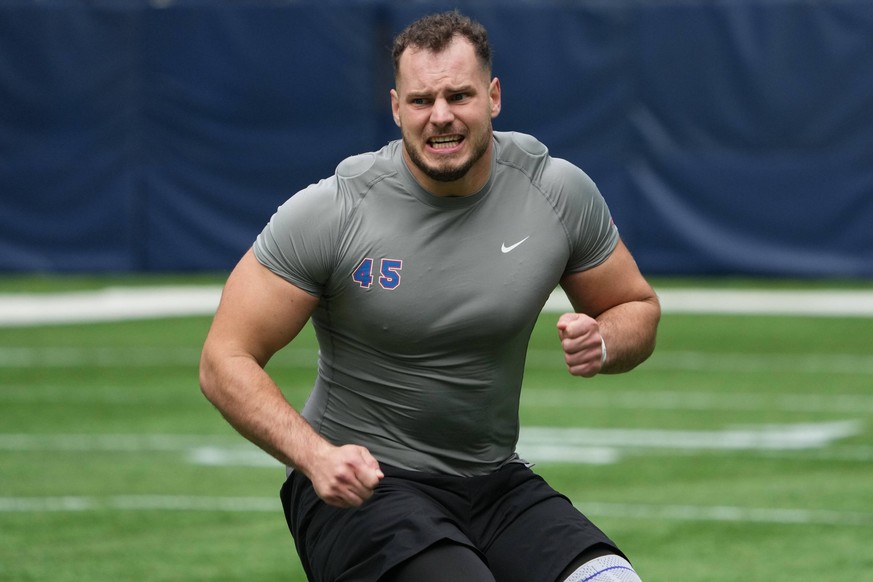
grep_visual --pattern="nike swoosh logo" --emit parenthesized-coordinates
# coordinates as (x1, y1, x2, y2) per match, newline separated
(501, 236, 530, 253)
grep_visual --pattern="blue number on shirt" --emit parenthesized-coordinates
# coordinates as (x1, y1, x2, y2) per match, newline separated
(352, 258, 374, 288)
(379, 259, 403, 290)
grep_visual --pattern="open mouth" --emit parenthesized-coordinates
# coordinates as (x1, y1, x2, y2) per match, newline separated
(428, 135, 464, 150)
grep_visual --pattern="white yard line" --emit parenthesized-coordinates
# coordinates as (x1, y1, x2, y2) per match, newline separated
(3, 346, 872, 377)
(520, 388, 873, 414)
(572, 502, 873, 527)
(524, 349, 873, 375)
(0, 346, 318, 368)
(3, 382, 872, 415)
(0, 494, 869, 526)
(0, 495, 278, 513)
(548, 288, 873, 317)
(519, 421, 862, 453)
(2, 286, 873, 326)
(0, 286, 223, 326)
(0, 421, 864, 463)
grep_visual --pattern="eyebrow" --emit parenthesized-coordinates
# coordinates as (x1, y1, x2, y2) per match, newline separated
(405, 84, 476, 99)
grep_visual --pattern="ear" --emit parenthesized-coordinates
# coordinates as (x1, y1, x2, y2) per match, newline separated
(489, 77, 502, 118)
(390, 88, 401, 128)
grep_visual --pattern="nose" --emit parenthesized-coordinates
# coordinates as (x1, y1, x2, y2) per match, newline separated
(429, 97, 454, 127)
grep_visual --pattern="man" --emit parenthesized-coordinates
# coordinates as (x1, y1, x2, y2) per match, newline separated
(200, 10, 659, 582)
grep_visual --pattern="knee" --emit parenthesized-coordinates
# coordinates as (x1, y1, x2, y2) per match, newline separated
(559, 548, 642, 582)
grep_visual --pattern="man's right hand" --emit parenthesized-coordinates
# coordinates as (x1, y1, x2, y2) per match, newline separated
(306, 444, 385, 508)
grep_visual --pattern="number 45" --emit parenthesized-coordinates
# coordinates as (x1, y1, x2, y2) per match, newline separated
(352, 258, 403, 290)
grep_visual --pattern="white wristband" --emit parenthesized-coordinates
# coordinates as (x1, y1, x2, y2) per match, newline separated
(600, 336, 608, 366)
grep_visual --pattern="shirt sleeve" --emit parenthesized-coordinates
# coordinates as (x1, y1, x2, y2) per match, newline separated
(253, 176, 343, 296)
(547, 157, 619, 274)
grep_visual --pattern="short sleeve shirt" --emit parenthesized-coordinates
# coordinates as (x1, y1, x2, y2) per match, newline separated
(254, 131, 618, 476)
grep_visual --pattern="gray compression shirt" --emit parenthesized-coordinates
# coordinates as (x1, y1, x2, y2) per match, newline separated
(254, 131, 618, 476)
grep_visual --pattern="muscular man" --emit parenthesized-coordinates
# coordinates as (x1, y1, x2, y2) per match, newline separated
(200, 10, 659, 582)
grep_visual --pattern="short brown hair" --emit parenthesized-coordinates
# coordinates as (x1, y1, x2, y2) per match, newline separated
(392, 10, 492, 77)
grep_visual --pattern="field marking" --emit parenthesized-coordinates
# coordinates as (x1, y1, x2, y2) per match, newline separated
(0, 433, 242, 451)
(0, 495, 278, 513)
(0, 421, 863, 468)
(525, 349, 873, 375)
(3, 381, 871, 415)
(520, 388, 873, 414)
(3, 346, 872, 378)
(641, 351, 873, 374)
(552, 288, 873, 317)
(0, 346, 318, 368)
(518, 421, 862, 461)
(0, 495, 869, 526)
(572, 502, 873, 527)
(0, 286, 223, 326)
(2, 286, 873, 326)
(0, 421, 859, 453)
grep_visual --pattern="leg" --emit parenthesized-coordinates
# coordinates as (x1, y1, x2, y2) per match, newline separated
(282, 466, 486, 582)
(475, 464, 630, 582)
(558, 544, 642, 582)
(380, 540, 496, 582)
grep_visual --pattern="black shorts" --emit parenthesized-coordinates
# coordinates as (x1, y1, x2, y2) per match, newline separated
(280, 462, 623, 582)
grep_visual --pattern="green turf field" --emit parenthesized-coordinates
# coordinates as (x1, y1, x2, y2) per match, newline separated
(1, 277, 872, 581)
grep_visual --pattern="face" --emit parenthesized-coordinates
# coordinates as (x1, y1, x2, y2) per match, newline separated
(391, 37, 501, 196)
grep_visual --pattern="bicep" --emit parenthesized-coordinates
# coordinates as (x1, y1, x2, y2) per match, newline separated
(204, 248, 319, 367)
(560, 238, 657, 318)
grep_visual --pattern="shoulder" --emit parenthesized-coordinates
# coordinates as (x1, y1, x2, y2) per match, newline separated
(274, 142, 399, 217)
(494, 131, 599, 200)
(334, 141, 400, 192)
(493, 131, 549, 171)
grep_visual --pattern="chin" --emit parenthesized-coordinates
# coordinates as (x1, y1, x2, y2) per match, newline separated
(426, 162, 471, 183)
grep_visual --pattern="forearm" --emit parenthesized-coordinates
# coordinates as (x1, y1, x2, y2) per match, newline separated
(200, 345, 384, 508)
(199, 350, 328, 473)
(597, 295, 660, 374)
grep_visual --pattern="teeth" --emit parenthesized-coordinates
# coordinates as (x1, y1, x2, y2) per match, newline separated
(429, 136, 462, 149)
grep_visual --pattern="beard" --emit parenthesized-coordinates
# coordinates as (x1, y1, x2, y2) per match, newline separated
(403, 125, 492, 183)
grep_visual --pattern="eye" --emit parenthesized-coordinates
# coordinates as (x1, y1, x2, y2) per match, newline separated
(410, 97, 430, 106)
(450, 92, 469, 102)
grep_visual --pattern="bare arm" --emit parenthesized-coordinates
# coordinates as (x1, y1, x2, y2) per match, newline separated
(199, 249, 383, 507)
(557, 238, 660, 377)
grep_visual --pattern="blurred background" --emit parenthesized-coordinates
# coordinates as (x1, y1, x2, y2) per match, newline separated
(2, 0, 871, 278)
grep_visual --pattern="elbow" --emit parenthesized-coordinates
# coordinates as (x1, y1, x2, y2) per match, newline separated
(644, 294, 662, 350)
(647, 290, 662, 319)
(198, 349, 220, 405)
(640, 296, 661, 364)
(198, 345, 265, 408)
(625, 294, 661, 371)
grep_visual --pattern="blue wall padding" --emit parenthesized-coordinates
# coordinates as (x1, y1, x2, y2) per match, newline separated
(1, 0, 871, 276)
